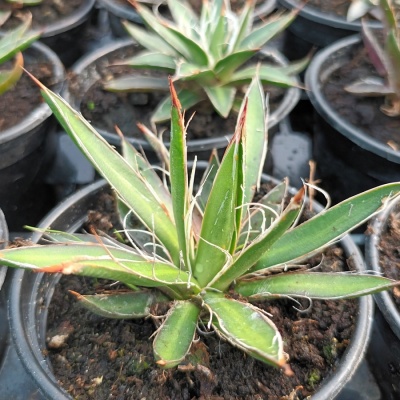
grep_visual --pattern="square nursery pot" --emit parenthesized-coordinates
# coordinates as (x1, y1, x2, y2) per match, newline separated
(0, 0, 96, 67)
(277, 0, 382, 60)
(305, 34, 400, 204)
(366, 196, 400, 399)
(97, 0, 277, 38)
(0, 177, 375, 399)
(64, 38, 300, 168)
(0, 40, 65, 228)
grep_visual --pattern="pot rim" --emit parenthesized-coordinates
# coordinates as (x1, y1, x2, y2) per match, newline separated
(278, 0, 382, 31)
(66, 38, 300, 149)
(37, 0, 96, 38)
(366, 196, 400, 340)
(0, 40, 65, 145)
(97, 0, 277, 22)
(305, 34, 400, 165)
(0, 208, 8, 290)
(8, 178, 372, 399)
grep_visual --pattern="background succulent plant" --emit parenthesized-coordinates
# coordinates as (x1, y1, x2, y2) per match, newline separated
(345, 0, 400, 116)
(0, 13, 39, 94)
(1, 74, 400, 373)
(103, 0, 307, 123)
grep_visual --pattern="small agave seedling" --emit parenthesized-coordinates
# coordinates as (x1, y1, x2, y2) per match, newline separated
(1, 75, 400, 373)
(103, 0, 307, 123)
(0, 12, 40, 95)
(345, 0, 400, 116)
(347, 0, 380, 21)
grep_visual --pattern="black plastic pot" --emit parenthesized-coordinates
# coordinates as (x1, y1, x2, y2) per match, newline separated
(37, 0, 96, 67)
(98, 0, 277, 38)
(0, 41, 65, 229)
(277, 0, 381, 60)
(0, 208, 9, 291)
(65, 38, 300, 166)
(2, 177, 374, 399)
(305, 35, 400, 204)
(365, 196, 400, 399)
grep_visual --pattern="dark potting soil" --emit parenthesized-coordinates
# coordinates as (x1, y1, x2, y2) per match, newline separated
(302, 0, 352, 17)
(0, 58, 54, 132)
(376, 201, 400, 309)
(0, 0, 85, 29)
(322, 44, 400, 151)
(46, 189, 358, 400)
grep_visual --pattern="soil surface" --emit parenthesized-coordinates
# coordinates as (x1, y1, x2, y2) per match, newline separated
(322, 43, 400, 150)
(46, 188, 359, 400)
(0, 56, 55, 132)
(302, 0, 353, 17)
(375, 201, 400, 309)
(0, 0, 85, 29)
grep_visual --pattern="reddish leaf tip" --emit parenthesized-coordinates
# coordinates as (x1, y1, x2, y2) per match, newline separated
(169, 77, 182, 110)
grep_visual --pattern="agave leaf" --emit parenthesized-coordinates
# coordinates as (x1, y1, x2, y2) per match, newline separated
(35, 80, 180, 264)
(136, 3, 208, 66)
(212, 188, 305, 291)
(0, 11, 11, 26)
(278, 52, 313, 76)
(385, 30, 400, 98)
(169, 81, 190, 270)
(347, 0, 373, 21)
(0, 16, 40, 64)
(122, 20, 178, 56)
(254, 183, 400, 272)
(344, 76, 393, 96)
(103, 76, 169, 92)
(197, 150, 221, 212)
(0, 243, 201, 293)
(33, 228, 133, 251)
(239, 11, 296, 50)
(194, 117, 243, 287)
(201, 0, 224, 39)
(208, 10, 229, 59)
(362, 19, 387, 77)
(380, 0, 397, 32)
(118, 131, 173, 216)
(70, 290, 169, 319)
(6, 0, 43, 4)
(214, 49, 258, 82)
(0, 51, 23, 95)
(151, 89, 204, 123)
(235, 272, 400, 300)
(122, 51, 176, 71)
(175, 62, 216, 85)
(203, 85, 236, 118)
(153, 300, 200, 368)
(238, 180, 287, 247)
(229, 64, 299, 87)
(167, 0, 198, 35)
(203, 292, 286, 370)
(228, 0, 255, 53)
(240, 77, 267, 205)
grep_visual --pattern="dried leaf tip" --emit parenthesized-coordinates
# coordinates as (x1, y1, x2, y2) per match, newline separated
(169, 77, 182, 111)
(126, 0, 139, 10)
(68, 290, 83, 300)
(23, 67, 46, 90)
(292, 186, 305, 204)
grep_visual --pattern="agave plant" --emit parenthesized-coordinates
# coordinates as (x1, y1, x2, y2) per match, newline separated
(1, 75, 400, 373)
(103, 0, 307, 123)
(0, 13, 40, 95)
(345, 0, 400, 116)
